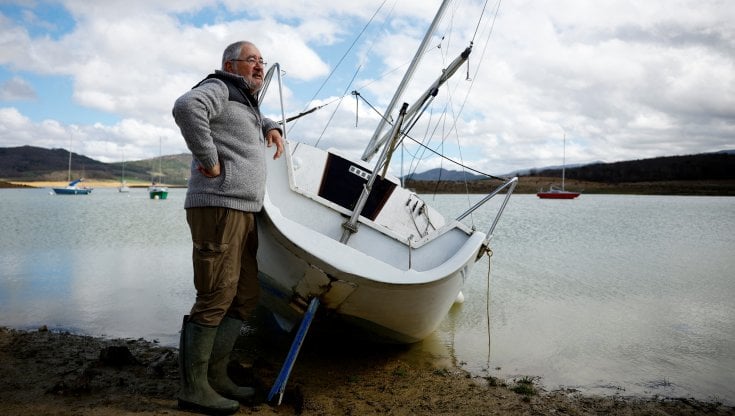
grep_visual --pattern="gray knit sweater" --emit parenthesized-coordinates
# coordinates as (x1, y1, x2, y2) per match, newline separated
(172, 70, 280, 212)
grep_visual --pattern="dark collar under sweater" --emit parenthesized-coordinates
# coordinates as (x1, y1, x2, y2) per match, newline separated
(193, 70, 259, 109)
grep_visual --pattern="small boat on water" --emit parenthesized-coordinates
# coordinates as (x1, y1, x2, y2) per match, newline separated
(53, 135, 93, 195)
(254, 0, 517, 344)
(118, 152, 130, 193)
(537, 185, 580, 199)
(148, 138, 168, 199)
(53, 178, 93, 195)
(148, 183, 168, 199)
(537, 134, 580, 199)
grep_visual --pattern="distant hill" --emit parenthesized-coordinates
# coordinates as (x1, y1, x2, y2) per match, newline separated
(1, 145, 734, 194)
(404, 151, 735, 183)
(0, 145, 191, 185)
(0, 146, 116, 181)
(402, 151, 735, 195)
(403, 168, 485, 182)
(123, 153, 192, 185)
(504, 161, 602, 177)
(532, 152, 735, 183)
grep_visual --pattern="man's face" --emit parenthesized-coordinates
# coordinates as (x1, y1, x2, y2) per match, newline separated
(231, 43, 265, 93)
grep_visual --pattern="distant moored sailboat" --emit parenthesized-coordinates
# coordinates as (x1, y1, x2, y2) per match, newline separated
(118, 150, 130, 193)
(53, 133, 93, 195)
(537, 133, 580, 199)
(148, 137, 168, 200)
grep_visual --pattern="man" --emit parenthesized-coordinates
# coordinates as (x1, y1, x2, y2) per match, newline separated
(172, 40, 283, 415)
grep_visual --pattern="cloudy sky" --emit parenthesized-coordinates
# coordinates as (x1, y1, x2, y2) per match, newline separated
(0, 0, 733, 176)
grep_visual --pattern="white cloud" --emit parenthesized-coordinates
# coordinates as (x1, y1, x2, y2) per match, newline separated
(0, 0, 733, 176)
(0, 107, 32, 133)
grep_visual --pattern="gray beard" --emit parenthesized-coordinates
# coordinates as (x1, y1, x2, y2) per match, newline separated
(243, 77, 261, 95)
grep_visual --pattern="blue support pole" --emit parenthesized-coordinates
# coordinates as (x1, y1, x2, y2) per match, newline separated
(267, 297, 320, 405)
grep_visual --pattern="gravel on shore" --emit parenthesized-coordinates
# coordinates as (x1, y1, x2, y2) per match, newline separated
(1, 326, 733, 415)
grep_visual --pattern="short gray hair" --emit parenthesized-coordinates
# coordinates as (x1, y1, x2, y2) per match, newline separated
(221, 41, 254, 70)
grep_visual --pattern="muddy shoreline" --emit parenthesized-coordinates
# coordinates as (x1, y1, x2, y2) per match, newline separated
(1, 325, 732, 415)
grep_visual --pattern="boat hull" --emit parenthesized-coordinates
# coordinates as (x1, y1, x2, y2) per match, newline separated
(53, 178, 92, 195)
(537, 191, 580, 199)
(257, 207, 476, 343)
(149, 188, 168, 199)
(256, 140, 485, 343)
(53, 187, 92, 195)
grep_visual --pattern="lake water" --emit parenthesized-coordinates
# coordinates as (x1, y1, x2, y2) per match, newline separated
(1, 188, 733, 404)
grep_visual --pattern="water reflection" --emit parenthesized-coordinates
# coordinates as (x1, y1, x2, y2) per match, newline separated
(1, 189, 734, 404)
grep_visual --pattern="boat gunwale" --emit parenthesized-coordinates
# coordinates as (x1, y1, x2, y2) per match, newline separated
(260, 194, 484, 285)
(274, 140, 477, 249)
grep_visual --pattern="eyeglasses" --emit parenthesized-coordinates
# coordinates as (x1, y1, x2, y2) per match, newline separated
(231, 57, 267, 67)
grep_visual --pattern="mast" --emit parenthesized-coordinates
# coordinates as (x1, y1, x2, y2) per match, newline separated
(67, 133, 72, 182)
(341, 103, 409, 244)
(158, 137, 163, 183)
(361, 0, 453, 162)
(561, 133, 566, 191)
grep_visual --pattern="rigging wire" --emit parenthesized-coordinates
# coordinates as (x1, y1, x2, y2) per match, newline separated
(287, 0, 389, 135)
(284, 3, 446, 132)
(445, 0, 504, 173)
(395, 0, 505, 208)
(352, 90, 507, 181)
(471, 0, 494, 44)
(422, 0, 507, 212)
(405, 107, 435, 183)
(287, 0, 506, 184)
(431, 111, 448, 196)
(453, 0, 505, 222)
(484, 248, 494, 377)
(313, 67, 361, 148)
(301, 0, 446, 128)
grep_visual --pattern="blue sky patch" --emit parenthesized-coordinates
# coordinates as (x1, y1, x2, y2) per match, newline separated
(0, 2, 75, 40)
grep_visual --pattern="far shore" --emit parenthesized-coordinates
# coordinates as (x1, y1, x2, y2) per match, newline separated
(2, 180, 185, 189)
(3, 177, 735, 195)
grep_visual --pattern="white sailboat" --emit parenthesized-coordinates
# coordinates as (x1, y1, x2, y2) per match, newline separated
(118, 150, 130, 193)
(537, 134, 581, 199)
(256, 0, 517, 343)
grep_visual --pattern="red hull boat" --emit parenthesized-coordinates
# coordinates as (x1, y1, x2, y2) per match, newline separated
(537, 187, 580, 199)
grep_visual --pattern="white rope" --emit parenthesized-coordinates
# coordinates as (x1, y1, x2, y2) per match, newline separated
(483, 247, 494, 374)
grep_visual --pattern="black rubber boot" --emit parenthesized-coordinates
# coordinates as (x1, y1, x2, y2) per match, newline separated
(178, 316, 240, 415)
(208, 316, 255, 402)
